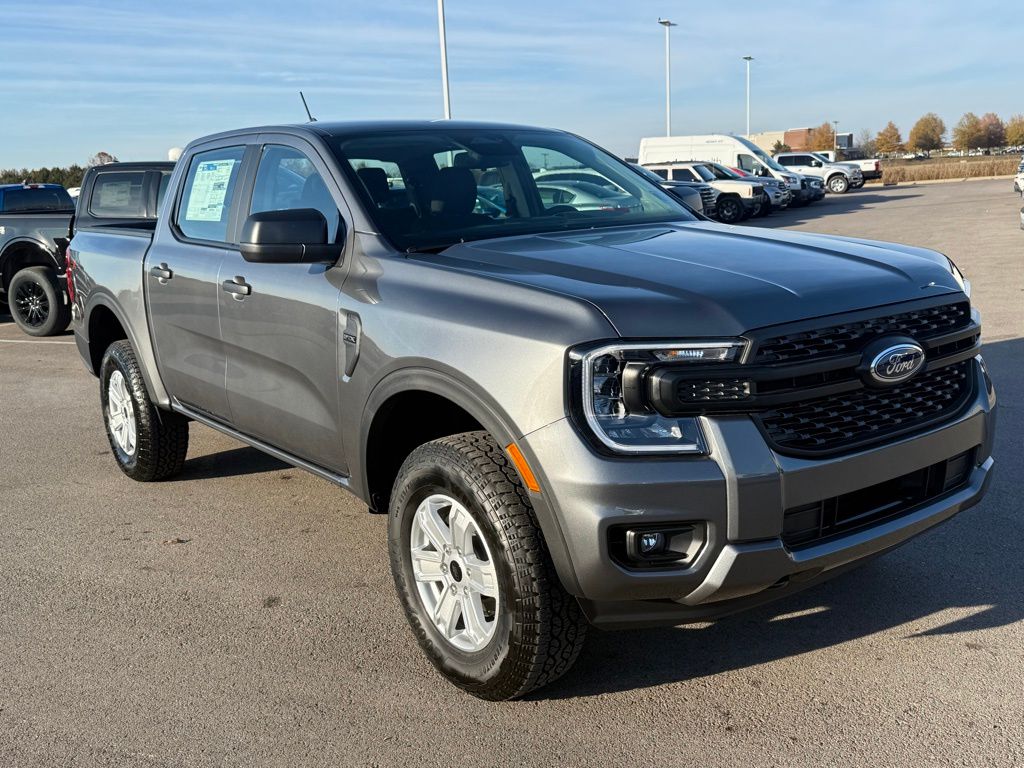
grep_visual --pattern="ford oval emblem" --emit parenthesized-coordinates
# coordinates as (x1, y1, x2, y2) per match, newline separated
(868, 343, 925, 385)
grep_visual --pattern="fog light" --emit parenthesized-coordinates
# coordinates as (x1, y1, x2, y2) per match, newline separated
(639, 532, 663, 554)
(621, 524, 704, 567)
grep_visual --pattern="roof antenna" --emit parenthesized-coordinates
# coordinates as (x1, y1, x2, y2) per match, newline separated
(299, 91, 317, 122)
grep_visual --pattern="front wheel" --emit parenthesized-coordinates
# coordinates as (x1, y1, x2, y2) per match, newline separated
(100, 340, 190, 481)
(8, 266, 71, 337)
(388, 431, 587, 700)
(715, 196, 744, 223)
(827, 174, 850, 194)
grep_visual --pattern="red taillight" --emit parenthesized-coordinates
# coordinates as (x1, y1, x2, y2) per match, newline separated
(65, 252, 76, 303)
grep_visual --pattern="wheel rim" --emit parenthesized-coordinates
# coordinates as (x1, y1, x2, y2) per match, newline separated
(13, 280, 49, 328)
(107, 370, 137, 456)
(721, 200, 740, 221)
(830, 177, 846, 193)
(410, 494, 499, 652)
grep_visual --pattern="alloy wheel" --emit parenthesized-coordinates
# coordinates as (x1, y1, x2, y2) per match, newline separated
(410, 493, 499, 652)
(107, 370, 137, 456)
(13, 280, 49, 328)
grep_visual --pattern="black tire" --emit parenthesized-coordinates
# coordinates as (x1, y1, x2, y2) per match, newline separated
(756, 200, 773, 217)
(8, 266, 71, 337)
(715, 196, 744, 224)
(826, 174, 850, 194)
(99, 340, 189, 482)
(388, 431, 587, 701)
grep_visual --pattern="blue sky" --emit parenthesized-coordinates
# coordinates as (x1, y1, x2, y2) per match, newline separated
(1, 0, 1019, 168)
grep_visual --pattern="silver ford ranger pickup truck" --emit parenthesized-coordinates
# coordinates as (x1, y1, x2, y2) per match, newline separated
(69, 121, 996, 700)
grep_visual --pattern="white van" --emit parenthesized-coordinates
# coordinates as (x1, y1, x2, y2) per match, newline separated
(638, 134, 815, 204)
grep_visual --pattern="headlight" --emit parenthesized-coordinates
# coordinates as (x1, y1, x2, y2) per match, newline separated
(574, 340, 747, 455)
(948, 258, 971, 298)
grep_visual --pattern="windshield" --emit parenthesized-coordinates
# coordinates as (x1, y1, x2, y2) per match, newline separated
(705, 163, 740, 181)
(809, 153, 832, 164)
(330, 128, 695, 251)
(689, 164, 716, 182)
(751, 148, 787, 173)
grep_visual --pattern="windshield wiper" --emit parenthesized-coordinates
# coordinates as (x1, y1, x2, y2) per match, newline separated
(405, 240, 463, 255)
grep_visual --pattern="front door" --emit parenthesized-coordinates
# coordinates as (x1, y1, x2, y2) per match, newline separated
(146, 145, 248, 421)
(217, 142, 347, 470)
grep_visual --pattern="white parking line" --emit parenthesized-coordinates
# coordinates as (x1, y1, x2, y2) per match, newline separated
(0, 338, 75, 345)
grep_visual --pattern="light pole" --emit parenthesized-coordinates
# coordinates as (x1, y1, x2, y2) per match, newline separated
(658, 18, 677, 136)
(832, 119, 839, 154)
(742, 56, 754, 137)
(437, 0, 451, 119)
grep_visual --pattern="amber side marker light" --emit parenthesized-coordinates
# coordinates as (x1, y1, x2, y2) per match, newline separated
(505, 443, 541, 493)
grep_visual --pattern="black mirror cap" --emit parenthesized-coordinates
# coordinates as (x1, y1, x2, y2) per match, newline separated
(239, 208, 345, 264)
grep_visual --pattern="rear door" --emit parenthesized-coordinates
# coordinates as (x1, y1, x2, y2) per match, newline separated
(146, 143, 251, 421)
(216, 138, 349, 470)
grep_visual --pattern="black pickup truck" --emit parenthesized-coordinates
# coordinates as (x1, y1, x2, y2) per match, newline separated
(0, 164, 173, 336)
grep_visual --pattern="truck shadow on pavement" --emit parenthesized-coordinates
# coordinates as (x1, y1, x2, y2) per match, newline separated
(174, 445, 289, 481)
(747, 190, 922, 228)
(540, 336, 1022, 700)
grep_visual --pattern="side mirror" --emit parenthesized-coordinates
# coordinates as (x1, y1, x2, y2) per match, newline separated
(811, 160, 822, 167)
(240, 208, 344, 264)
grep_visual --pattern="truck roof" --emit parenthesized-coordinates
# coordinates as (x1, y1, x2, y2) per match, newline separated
(85, 161, 176, 171)
(187, 120, 565, 147)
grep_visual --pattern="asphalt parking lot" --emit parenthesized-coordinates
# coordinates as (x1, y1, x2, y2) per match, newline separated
(1, 179, 1022, 767)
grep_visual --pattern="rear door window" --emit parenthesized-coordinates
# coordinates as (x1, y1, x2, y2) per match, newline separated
(89, 171, 147, 218)
(177, 147, 246, 243)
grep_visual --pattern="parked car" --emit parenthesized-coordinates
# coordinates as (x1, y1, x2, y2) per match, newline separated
(70, 120, 994, 701)
(0, 183, 76, 335)
(629, 164, 712, 215)
(816, 151, 882, 182)
(703, 160, 790, 213)
(1020, 204, 1024, 230)
(535, 180, 641, 213)
(773, 152, 864, 193)
(638, 134, 810, 205)
(641, 161, 765, 223)
(1013, 161, 1023, 196)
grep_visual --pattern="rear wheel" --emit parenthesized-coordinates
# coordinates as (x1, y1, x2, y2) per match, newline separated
(8, 266, 70, 337)
(100, 340, 189, 481)
(715, 196, 744, 224)
(827, 174, 850, 194)
(388, 431, 587, 700)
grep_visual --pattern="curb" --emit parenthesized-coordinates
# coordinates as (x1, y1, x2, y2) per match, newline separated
(868, 175, 1017, 188)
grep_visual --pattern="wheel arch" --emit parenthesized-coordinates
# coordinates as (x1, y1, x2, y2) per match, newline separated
(359, 366, 581, 595)
(82, 294, 167, 403)
(1, 238, 60, 292)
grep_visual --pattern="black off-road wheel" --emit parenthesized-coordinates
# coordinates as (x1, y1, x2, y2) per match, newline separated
(99, 340, 189, 481)
(9, 266, 71, 337)
(715, 196, 744, 224)
(388, 431, 587, 701)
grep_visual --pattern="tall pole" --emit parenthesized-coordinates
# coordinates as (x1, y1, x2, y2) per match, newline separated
(742, 56, 754, 136)
(658, 19, 677, 136)
(437, 0, 451, 119)
(832, 119, 839, 154)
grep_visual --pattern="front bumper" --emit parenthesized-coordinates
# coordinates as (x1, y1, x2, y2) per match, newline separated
(522, 357, 996, 629)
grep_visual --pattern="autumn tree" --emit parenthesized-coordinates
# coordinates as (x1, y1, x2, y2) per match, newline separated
(875, 121, 904, 155)
(806, 122, 836, 151)
(952, 112, 984, 151)
(1006, 114, 1024, 146)
(979, 113, 1006, 149)
(771, 140, 791, 154)
(907, 113, 946, 154)
(87, 151, 119, 167)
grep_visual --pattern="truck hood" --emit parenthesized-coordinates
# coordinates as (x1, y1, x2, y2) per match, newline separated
(415, 222, 963, 338)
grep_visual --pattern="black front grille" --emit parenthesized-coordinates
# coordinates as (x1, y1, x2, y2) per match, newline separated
(754, 302, 971, 364)
(756, 361, 972, 455)
(782, 449, 976, 549)
(675, 378, 750, 403)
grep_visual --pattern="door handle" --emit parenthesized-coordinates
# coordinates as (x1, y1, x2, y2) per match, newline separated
(222, 276, 251, 299)
(149, 263, 173, 283)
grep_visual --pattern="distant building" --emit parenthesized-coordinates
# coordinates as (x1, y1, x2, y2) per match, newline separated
(747, 130, 786, 153)
(749, 128, 856, 153)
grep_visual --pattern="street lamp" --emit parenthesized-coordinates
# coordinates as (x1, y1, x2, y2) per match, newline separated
(658, 18, 677, 136)
(437, 0, 451, 119)
(742, 56, 754, 137)
(832, 119, 839, 154)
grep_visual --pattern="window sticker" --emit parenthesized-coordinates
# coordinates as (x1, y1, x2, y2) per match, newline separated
(185, 159, 236, 222)
(97, 181, 132, 208)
